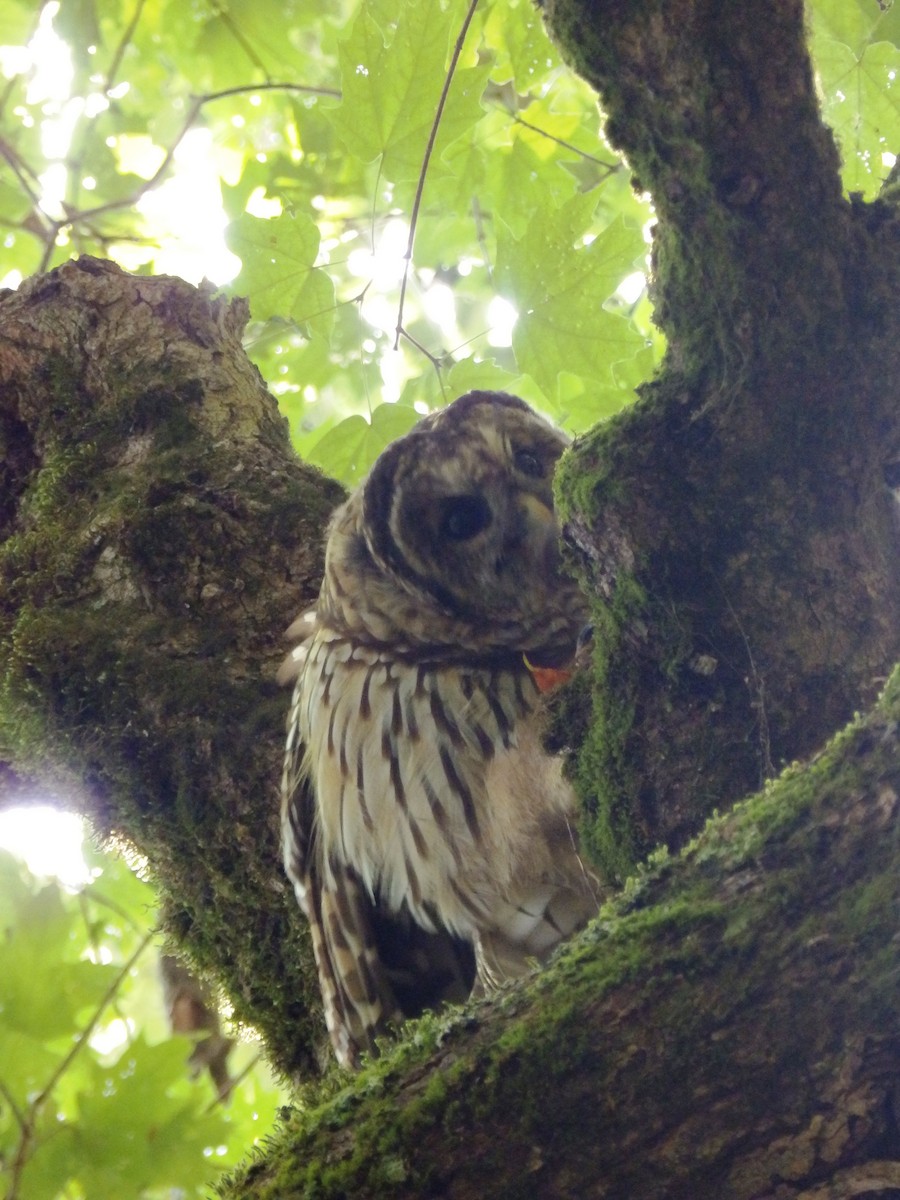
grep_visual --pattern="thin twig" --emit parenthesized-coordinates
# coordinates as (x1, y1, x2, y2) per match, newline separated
(197, 80, 341, 101)
(103, 0, 148, 91)
(510, 113, 620, 173)
(0, 1077, 26, 1134)
(0, 139, 44, 212)
(394, 0, 480, 350)
(37, 930, 154, 1107)
(202, 1050, 264, 1114)
(35, 80, 342, 272)
(71, 82, 340, 224)
(398, 327, 449, 400)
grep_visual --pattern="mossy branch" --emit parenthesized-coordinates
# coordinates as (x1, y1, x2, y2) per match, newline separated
(542, 0, 846, 366)
(224, 673, 900, 1199)
(544, 1, 900, 869)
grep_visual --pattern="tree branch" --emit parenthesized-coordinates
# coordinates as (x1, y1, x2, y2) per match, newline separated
(2, 3, 899, 1191)
(224, 672, 900, 1199)
(542, 0, 846, 362)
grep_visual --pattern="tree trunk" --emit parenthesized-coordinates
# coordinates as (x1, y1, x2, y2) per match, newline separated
(0, 258, 343, 1077)
(1, 0, 899, 1194)
(545, 0, 900, 878)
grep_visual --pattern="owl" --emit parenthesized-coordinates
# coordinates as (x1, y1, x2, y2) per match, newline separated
(280, 390, 602, 1068)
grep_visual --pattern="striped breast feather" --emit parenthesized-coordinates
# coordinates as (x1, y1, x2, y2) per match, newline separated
(311, 650, 541, 946)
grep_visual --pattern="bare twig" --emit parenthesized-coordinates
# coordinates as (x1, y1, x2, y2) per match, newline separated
(31, 80, 342, 273)
(398, 327, 450, 400)
(509, 112, 620, 174)
(393, 0, 480, 350)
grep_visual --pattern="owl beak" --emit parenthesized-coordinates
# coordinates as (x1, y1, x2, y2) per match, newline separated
(518, 492, 556, 531)
(517, 493, 561, 574)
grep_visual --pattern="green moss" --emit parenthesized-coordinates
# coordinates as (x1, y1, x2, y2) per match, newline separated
(554, 400, 653, 533)
(130, 380, 205, 448)
(575, 571, 650, 881)
(225, 885, 741, 1196)
(0, 358, 343, 1074)
(554, 416, 670, 880)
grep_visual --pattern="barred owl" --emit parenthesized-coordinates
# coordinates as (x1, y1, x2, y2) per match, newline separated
(280, 390, 602, 1067)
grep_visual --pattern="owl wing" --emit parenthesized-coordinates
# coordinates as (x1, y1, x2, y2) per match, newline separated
(280, 609, 477, 1066)
(281, 615, 403, 1065)
(282, 770, 475, 1066)
(281, 685, 402, 1067)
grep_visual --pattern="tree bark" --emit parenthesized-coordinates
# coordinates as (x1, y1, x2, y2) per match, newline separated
(0, 257, 343, 1077)
(544, 0, 900, 878)
(1, 0, 898, 1195)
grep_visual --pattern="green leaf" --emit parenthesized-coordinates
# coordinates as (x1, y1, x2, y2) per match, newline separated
(446, 356, 525, 396)
(306, 404, 421, 484)
(809, 0, 900, 197)
(0, 844, 277, 1199)
(809, 0, 890, 55)
(444, 117, 580, 242)
(81, 841, 157, 931)
(12, 1112, 79, 1200)
(482, 0, 562, 89)
(0, 1025, 65, 1113)
(64, 1035, 230, 1197)
(192, 0, 321, 89)
(227, 211, 335, 337)
(497, 199, 646, 396)
(813, 36, 900, 196)
(445, 358, 549, 409)
(554, 380, 636, 431)
(0, 857, 120, 1042)
(328, 0, 490, 181)
(0, 0, 35, 45)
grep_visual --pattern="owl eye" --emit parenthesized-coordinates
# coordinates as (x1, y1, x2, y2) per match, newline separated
(439, 495, 492, 541)
(513, 448, 544, 478)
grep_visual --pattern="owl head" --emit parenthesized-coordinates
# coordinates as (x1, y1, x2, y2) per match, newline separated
(319, 391, 588, 664)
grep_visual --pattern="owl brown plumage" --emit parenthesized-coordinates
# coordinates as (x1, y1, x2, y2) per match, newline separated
(280, 391, 602, 1067)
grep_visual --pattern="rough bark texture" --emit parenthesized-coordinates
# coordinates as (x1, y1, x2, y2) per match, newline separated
(545, 0, 900, 879)
(0, 0, 898, 1196)
(0, 258, 344, 1077)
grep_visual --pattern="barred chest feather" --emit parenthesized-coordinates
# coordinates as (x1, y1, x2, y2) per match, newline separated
(291, 627, 595, 957)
